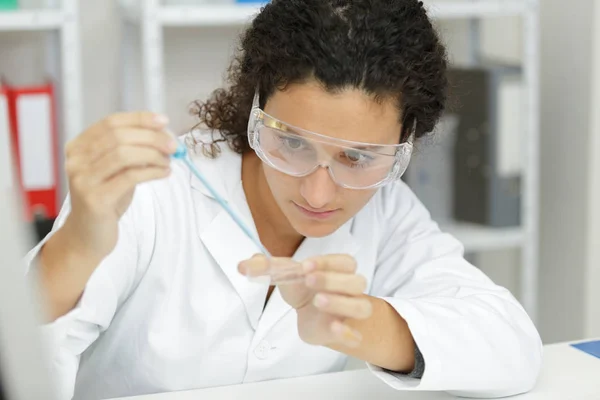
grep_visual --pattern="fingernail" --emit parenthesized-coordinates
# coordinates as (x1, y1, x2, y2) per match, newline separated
(168, 139, 179, 152)
(155, 114, 169, 125)
(313, 294, 328, 308)
(305, 274, 317, 287)
(302, 260, 316, 273)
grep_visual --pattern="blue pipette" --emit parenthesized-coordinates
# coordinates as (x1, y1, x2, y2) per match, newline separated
(171, 142, 271, 257)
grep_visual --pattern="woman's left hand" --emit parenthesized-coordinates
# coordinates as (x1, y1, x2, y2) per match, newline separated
(238, 254, 372, 348)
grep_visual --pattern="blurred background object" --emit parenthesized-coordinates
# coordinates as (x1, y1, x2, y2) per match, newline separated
(0, 0, 81, 244)
(1, 0, 599, 349)
(0, 0, 18, 11)
(447, 63, 523, 229)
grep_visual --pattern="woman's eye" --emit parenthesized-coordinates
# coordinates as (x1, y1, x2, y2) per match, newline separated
(346, 150, 363, 162)
(340, 150, 376, 168)
(283, 137, 305, 150)
(345, 150, 369, 163)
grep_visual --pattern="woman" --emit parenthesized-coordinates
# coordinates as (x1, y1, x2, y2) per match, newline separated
(27, 0, 542, 399)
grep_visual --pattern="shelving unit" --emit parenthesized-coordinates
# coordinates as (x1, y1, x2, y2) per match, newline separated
(0, 0, 83, 199)
(120, 0, 540, 322)
(0, 9, 64, 30)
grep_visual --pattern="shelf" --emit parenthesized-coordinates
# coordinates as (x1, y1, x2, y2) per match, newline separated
(426, 0, 535, 19)
(0, 10, 66, 32)
(163, 4, 261, 27)
(441, 222, 524, 253)
(122, 4, 260, 27)
(122, 0, 536, 27)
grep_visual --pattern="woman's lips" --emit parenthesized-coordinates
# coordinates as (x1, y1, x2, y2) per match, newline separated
(293, 202, 339, 220)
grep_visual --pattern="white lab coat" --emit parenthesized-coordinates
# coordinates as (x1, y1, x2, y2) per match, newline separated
(26, 132, 542, 400)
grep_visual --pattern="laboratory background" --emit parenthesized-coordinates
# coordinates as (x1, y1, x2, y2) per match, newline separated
(0, 0, 599, 351)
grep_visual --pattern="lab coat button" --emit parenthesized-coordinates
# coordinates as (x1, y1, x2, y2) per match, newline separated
(254, 340, 271, 360)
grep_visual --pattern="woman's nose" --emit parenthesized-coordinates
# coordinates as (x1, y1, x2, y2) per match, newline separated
(299, 166, 337, 209)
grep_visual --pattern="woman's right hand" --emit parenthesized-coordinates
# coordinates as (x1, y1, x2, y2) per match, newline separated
(61, 111, 178, 261)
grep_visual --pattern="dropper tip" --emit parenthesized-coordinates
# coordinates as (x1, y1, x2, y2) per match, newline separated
(173, 142, 187, 159)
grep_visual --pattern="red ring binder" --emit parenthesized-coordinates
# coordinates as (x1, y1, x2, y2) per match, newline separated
(5, 82, 59, 222)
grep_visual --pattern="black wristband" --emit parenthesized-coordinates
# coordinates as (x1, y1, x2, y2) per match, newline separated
(406, 343, 425, 379)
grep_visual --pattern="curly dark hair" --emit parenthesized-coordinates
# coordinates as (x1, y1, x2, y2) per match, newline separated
(191, 0, 448, 156)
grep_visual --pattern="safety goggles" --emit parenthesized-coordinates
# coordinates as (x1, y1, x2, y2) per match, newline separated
(247, 91, 414, 190)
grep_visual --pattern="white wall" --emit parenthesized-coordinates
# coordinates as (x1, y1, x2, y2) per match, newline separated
(0, 32, 46, 85)
(80, 0, 122, 125)
(585, 0, 600, 339)
(86, 1, 244, 135)
(538, 0, 598, 343)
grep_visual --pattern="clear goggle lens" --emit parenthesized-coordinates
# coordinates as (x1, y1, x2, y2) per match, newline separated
(248, 110, 413, 190)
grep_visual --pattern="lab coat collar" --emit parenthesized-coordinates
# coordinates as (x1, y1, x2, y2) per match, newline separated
(187, 134, 361, 333)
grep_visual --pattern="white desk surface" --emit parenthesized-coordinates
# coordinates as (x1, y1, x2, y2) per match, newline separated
(114, 340, 600, 400)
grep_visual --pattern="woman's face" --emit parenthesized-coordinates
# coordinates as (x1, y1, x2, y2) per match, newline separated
(260, 82, 403, 238)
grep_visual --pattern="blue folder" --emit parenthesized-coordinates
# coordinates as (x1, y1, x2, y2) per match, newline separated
(571, 340, 600, 359)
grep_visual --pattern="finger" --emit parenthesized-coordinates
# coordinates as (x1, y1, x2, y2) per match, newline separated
(238, 254, 270, 276)
(302, 254, 357, 274)
(92, 128, 178, 162)
(86, 145, 172, 184)
(101, 166, 171, 204)
(104, 111, 169, 131)
(238, 256, 301, 276)
(313, 293, 373, 320)
(67, 128, 178, 173)
(239, 256, 306, 284)
(65, 134, 86, 160)
(66, 113, 172, 158)
(66, 141, 172, 183)
(331, 320, 363, 348)
(305, 272, 367, 296)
